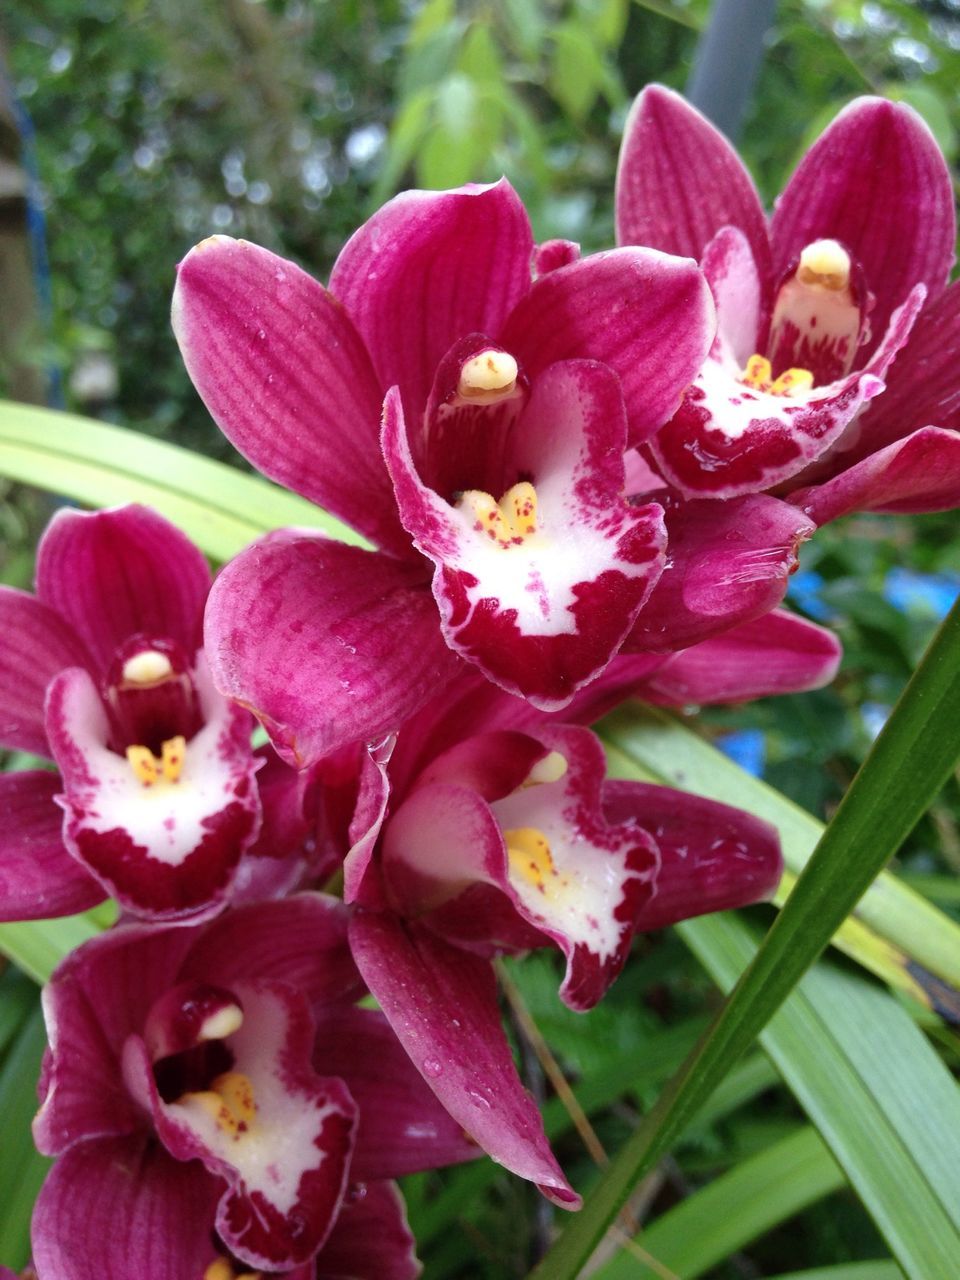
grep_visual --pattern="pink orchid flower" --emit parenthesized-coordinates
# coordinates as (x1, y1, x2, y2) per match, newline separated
(30, 894, 474, 1278)
(336, 672, 782, 1205)
(0, 504, 320, 923)
(616, 86, 960, 522)
(172, 180, 717, 760)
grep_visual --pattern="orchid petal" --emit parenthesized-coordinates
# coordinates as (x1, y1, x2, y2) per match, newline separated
(603, 781, 782, 930)
(500, 247, 717, 445)
(702, 226, 764, 367)
(649, 287, 924, 499)
(343, 744, 393, 907)
(312, 1005, 479, 1178)
(204, 530, 461, 767)
(34, 924, 194, 1155)
(771, 97, 956, 354)
(0, 587, 90, 756)
(533, 239, 581, 275)
(641, 609, 842, 704)
(0, 770, 105, 921)
(45, 658, 259, 921)
(31, 1134, 221, 1280)
(626, 494, 815, 653)
(348, 910, 581, 1208)
(383, 362, 666, 709)
(173, 237, 406, 554)
(329, 180, 534, 419)
(35, 505, 211, 674)
(793, 426, 960, 524)
(615, 85, 771, 282)
(317, 1180, 421, 1280)
(849, 279, 960, 457)
(180, 892, 363, 1008)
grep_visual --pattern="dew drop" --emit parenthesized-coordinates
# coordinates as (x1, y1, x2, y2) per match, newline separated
(422, 1058, 443, 1078)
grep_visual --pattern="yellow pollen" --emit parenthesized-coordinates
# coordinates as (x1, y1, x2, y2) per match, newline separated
(126, 735, 187, 786)
(458, 481, 539, 546)
(186, 1070, 257, 1138)
(740, 354, 813, 398)
(203, 1261, 262, 1280)
(523, 751, 568, 788)
(797, 238, 851, 290)
(122, 649, 173, 685)
(457, 348, 519, 402)
(505, 826, 566, 892)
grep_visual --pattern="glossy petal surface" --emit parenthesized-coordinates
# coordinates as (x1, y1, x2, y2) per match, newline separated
(35, 505, 211, 674)
(348, 910, 580, 1208)
(204, 532, 461, 766)
(330, 180, 534, 419)
(0, 588, 91, 756)
(501, 247, 717, 445)
(0, 770, 105, 921)
(642, 609, 842, 704)
(626, 493, 815, 653)
(604, 781, 782, 930)
(312, 1004, 479, 1178)
(317, 1180, 421, 1280)
(648, 288, 923, 499)
(615, 84, 771, 281)
(173, 237, 405, 553)
(793, 426, 960, 523)
(31, 1133, 220, 1280)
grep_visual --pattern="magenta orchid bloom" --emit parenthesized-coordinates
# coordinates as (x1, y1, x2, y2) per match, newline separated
(31, 894, 474, 1279)
(171, 179, 716, 757)
(616, 86, 960, 520)
(0, 504, 318, 924)
(337, 672, 782, 1205)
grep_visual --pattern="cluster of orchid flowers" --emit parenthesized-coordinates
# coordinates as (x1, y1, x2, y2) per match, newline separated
(1, 87, 957, 1279)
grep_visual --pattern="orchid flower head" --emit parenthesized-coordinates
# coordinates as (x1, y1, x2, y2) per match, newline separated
(30, 894, 474, 1278)
(616, 86, 960, 520)
(0, 504, 320, 924)
(172, 180, 718, 759)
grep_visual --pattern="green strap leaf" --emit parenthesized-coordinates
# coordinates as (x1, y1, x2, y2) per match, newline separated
(529, 597, 960, 1279)
(0, 913, 103, 985)
(677, 912, 960, 1280)
(0, 399, 367, 561)
(0, 1005, 51, 1269)
(595, 1126, 845, 1280)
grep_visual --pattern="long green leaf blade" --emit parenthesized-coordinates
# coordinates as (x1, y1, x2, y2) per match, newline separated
(0, 1005, 51, 1269)
(596, 1126, 844, 1280)
(0, 400, 367, 560)
(530, 596, 960, 1280)
(680, 913, 960, 1279)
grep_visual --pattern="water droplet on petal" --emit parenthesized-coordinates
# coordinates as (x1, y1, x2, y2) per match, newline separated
(422, 1058, 443, 1078)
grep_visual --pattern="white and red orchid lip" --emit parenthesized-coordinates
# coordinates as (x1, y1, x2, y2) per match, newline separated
(384, 359, 668, 709)
(45, 653, 260, 921)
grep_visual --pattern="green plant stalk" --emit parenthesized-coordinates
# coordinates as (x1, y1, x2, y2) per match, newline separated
(528, 596, 960, 1280)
